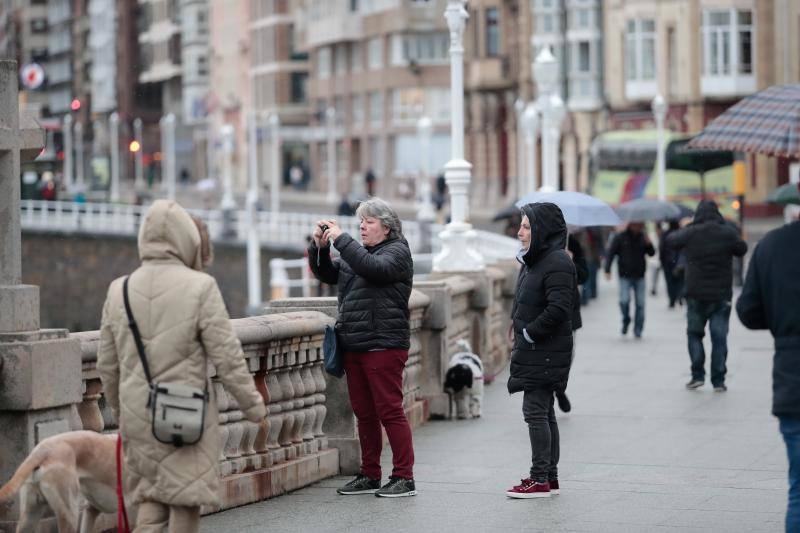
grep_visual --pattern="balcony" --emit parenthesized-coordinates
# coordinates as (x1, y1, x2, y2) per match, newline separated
(467, 57, 512, 90)
(304, 13, 363, 49)
(625, 79, 658, 102)
(701, 74, 756, 98)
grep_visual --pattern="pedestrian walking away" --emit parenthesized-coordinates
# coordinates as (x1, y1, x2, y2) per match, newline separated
(658, 221, 685, 308)
(666, 200, 747, 391)
(506, 202, 575, 499)
(736, 212, 800, 532)
(604, 223, 655, 338)
(307, 197, 417, 498)
(96, 200, 266, 533)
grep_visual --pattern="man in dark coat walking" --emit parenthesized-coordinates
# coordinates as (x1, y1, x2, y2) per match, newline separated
(604, 223, 655, 338)
(736, 212, 800, 531)
(505, 202, 575, 499)
(667, 200, 747, 391)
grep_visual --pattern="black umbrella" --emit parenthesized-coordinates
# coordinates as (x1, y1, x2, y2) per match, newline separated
(670, 139, 734, 197)
(616, 198, 682, 222)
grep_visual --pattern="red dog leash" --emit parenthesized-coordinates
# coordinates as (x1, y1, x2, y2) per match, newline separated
(116, 435, 131, 533)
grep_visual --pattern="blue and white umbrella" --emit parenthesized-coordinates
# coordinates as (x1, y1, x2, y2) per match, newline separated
(515, 190, 621, 227)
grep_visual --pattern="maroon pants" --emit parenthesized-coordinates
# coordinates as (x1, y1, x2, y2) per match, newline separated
(343, 348, 414, 480)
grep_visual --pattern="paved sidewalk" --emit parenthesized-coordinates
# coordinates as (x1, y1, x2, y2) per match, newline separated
(201, 278, 786, 533)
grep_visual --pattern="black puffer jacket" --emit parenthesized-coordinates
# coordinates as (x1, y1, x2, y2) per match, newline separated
(666, 200, 747, 302)
(308, 233, 413, 352)
(567, 235, 588, 330)
(508, 203, 575, 394)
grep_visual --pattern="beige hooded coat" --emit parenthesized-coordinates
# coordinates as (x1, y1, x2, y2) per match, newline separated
(97, 200, 266, 507)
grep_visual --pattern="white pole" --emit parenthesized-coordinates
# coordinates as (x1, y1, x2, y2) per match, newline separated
(541, 94, 564, 192)
(269, 113, 281, 232)
(246, 114, 261, 314)
(220, 124, 236, 209)
(433, 0, 483, 272)
(63, 115, 73, 191)
(652, 93, 667, 201)
(109, 112, 120, 202)
(523, 103, 539, 194)
(247, 112, 258, 207)
(133, 118, 144, 190)
(326, 106, 337, 203)
(165, 113, 176, 200)
(74, 121, 84, 187)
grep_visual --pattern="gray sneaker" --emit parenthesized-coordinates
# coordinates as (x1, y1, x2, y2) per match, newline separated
(337, 474, 380, 495)
(685, 379, 704, 390)
(714, 385, 728, 392)
(375, 476, 417, 498)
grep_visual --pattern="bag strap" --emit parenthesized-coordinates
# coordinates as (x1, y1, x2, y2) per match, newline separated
(123, 276, 153, 385)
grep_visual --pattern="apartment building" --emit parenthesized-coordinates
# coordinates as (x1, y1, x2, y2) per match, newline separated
(603, 0, 799, 209)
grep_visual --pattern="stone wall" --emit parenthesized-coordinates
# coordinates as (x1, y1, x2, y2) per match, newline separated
(21, 230, 304, 331)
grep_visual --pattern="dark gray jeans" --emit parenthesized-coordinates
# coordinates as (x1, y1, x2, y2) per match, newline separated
(522, 388, 560, 481)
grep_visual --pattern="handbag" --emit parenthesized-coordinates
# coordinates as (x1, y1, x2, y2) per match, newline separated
(323, 325, 344, 378)
(123, 277, 207, 447)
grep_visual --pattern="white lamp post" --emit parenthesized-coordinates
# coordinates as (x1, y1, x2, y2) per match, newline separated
(433, 0, 483, 272)
(220, 123, 236, 210)
(269, 113, 281, 232)
(416, 115, 436, 222)
(74, 121, 84, 188)
(109, 112, 120, 202)
(522, 102, 539, 194)
(133, 118, 144, 190)
(325, 106, 337, 203)
(534, 46, 564, 192)
(652, 93, 667, 201)
(160, 113, 177, 200)
(62, 114, 73, 191)
(514, 98, 526, 200)
(246, 114, 261, 315)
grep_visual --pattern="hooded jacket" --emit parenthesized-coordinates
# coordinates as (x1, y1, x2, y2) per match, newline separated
(97, 200, 266, 508)
(666, 200, 747, 301)
(604, 228, 655, 279)
(308, 232, 413, 352)
(508, 203, 575, 394)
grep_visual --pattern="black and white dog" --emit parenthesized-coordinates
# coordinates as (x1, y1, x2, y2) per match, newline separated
(444, 340, 484, 419)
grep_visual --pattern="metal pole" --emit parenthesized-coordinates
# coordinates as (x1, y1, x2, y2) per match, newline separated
(165, 113, 176, 200)
(109, 112, 120, 202)
(523, 103, 539, 194)
(326, 106, 337, 203)
(433, 0, 483, 272)
(63, 115, 73, 191)
(74, 121, 84, 187)
(652, 93, 667, 201)
(133, 118, 143, 190)
(246, 113, 261, 314)
(220, 124, 236, 209)
(514, 99, 525, 199)
(269, 113, 281, 232)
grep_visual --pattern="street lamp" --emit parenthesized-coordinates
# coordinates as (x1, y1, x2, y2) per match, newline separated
(522, 102, 539, 194)
(514, 99, 526, 200)
(652, 93, 667, 201)
(325, 106, 337, 203)
(133, 118, 143, 190)
(62, 115, 73, 191)
(433, 0, 483, 272)
(159, 113, 176, 200)
(533, 46, 564, 192)
(416, 115, 436, 222)
(246, 114, 261, 315)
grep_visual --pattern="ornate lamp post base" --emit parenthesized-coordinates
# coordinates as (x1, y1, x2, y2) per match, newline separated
(433, 159, 484, 272)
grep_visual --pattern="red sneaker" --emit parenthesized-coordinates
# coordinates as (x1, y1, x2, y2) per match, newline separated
(549, 479, 559, 495)
(505, 478, 551, 498)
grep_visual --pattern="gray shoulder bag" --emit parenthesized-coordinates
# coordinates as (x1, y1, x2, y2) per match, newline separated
(123, 277, 207, 447)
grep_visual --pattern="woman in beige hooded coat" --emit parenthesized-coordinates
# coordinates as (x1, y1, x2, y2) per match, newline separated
(97, 200, 266, 532)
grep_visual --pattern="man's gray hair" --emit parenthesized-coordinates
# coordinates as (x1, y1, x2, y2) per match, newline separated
(355, 197, 403, 240)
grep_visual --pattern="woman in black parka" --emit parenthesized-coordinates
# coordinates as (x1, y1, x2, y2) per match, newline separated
(506, 202, 576, 499)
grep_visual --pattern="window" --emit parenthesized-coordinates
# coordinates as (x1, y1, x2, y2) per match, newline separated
(291, 72, 307, 103)
(334, 44, 348, 75)
(368, 37, 383, 70)
(485, 8, 500, 57)
(351, 42, 363, 72)
(702, 9, 753, 76)
(391, 32, 449, 65)
(625, 18, 656, 81)
(391, 87, 450, 124)
(197, 56, 208, 77)
(369, 91, 383, 125)
(30, 18, 47, 33)
(197, 10, 208, 35)
(317, 46, 331, 79)
(352, 94, 365, 125)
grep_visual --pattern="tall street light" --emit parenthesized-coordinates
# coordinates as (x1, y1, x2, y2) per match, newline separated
(109, 112, 120, 202)
(513, 99, 526, 200)
(652, 93, 667, 201)
(246, 114, 261, 315)
(433, 0, 483, 272)
(325, 106, 337, 203)
(534, 46, 564, 192)
(522, 102, 539, 194)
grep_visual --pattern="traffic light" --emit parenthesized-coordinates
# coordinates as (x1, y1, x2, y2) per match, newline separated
(70, 99, 81, 111)
(129, 140, 141, 153)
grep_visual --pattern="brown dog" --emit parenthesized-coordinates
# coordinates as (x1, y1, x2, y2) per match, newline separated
(0, 430, 121, 533)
